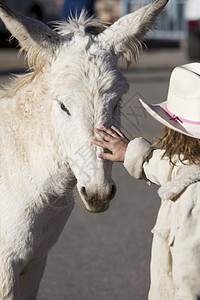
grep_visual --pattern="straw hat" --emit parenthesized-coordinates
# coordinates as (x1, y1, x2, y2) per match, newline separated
(140, 63, 200, 139)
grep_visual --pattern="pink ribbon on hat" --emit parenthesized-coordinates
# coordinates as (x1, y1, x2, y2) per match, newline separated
(165, 106, 200, 125)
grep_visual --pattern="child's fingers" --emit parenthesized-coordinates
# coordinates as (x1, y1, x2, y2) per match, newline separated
(91, 139, 107, 148)
(94, 128, 113, 141)
(111, 126, 125, 137)
(100, 125, 118, 138)
(99, 124, 108, 131)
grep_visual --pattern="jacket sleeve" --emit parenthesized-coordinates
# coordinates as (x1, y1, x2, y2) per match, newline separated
(123, 137, 174, 186)
(123, 137, 153, 179)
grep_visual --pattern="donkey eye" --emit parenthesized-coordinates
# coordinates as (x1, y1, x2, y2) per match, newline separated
(60, 102, 71, 115)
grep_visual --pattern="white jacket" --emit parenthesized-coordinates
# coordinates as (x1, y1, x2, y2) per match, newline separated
(124, 137, 200, 300)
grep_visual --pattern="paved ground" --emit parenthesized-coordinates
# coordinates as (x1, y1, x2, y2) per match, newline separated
(0, 46, 198, 300)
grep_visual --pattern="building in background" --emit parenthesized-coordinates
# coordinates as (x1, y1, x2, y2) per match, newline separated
(121, 0, 187, 41)
(1, 0, 199, 59)
(185, 0, 200, 59)
(120, 0, 200, 59)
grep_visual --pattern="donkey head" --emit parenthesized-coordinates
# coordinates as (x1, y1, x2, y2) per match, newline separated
(0, 0, 168, 213)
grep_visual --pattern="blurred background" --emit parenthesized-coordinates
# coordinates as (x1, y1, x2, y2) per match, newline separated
(0, 1, 200, 300)
(0, 0, 200, 64)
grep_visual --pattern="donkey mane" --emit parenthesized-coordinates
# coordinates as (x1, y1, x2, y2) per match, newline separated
(53, 10, 108, 37)
(1, 72, 43, 98)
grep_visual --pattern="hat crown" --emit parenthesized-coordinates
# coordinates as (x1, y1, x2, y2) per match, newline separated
(140, 63, 200, 139)
(167, 63, 200, 122)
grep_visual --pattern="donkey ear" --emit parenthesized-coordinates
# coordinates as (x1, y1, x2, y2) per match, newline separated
(0, 3, 64, 69)
(97, 0, 169, 63)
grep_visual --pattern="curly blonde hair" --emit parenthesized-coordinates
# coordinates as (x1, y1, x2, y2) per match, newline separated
(153, 127, 200, 165)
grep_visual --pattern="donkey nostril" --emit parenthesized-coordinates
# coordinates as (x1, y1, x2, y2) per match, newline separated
(80, 186, 87, 198)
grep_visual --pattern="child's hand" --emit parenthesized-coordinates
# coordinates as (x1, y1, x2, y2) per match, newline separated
(91, 125, 130, 162)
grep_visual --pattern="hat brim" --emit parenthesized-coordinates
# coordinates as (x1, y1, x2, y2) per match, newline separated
(139, 99, 200, 139)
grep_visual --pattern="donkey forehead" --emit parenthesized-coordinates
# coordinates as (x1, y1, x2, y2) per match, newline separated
(51, 41, 129, 100)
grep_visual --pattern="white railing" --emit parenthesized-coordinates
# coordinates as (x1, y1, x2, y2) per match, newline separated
(120, 0, 188, 40)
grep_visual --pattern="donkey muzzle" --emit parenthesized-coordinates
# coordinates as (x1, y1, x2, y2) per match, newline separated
(80, 183, 116, 213)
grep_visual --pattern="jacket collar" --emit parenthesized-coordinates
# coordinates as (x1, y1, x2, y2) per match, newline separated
(158, 163, 200, 200)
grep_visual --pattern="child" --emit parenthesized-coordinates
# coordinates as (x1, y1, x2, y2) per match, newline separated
(91, 63, 200, 300)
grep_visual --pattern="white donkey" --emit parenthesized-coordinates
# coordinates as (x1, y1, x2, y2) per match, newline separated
(0, 0, 168, 299)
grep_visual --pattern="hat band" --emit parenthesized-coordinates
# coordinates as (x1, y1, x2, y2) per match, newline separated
(165, 106, 200, 125)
